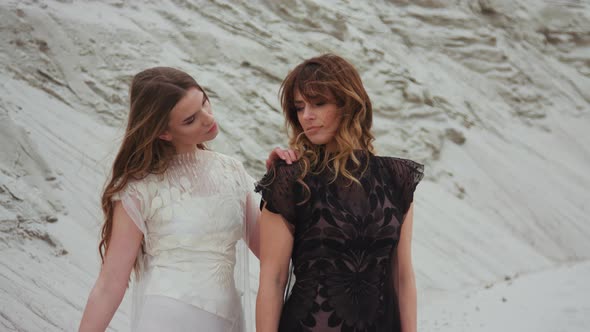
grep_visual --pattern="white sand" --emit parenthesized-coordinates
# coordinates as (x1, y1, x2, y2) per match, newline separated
(0, 0, 589, 331)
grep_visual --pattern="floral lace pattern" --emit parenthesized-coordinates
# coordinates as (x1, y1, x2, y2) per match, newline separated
(113, 148, 259, 328)
(256, 152, 424, 332)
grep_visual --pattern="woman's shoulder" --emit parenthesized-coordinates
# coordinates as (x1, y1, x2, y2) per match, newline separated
(272, 159, 304, 180)
(374, 155, 423, 169)
(372, 155, 424, 181)
(112, 175, 153, 201)
(373, 155, 424, 214)
(256, 159, 303, 191)
(127, 173, 161, 194)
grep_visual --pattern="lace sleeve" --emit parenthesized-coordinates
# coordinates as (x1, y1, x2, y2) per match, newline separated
(254, 161, 301, 226)
(111, 181, 149, 237)
(382, 158, 424, 217)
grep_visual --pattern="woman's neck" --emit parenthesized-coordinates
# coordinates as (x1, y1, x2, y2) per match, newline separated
(174, 144, 198, 154)
(324, 140, 363, 153)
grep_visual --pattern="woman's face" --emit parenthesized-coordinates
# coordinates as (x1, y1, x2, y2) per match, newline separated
(294, 89, 341, 151)
(160, 88, 218, 153)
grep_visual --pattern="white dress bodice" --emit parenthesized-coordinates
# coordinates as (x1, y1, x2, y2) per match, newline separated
(113, 148, 259, 331)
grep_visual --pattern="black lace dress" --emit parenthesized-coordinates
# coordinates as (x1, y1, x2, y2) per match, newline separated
(255, 152, 424, 332)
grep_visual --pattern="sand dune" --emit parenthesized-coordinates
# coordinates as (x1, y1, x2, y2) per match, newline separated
(0, 0, 589, 330)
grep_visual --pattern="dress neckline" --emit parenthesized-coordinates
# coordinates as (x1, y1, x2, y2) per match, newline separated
(170, 147, 204, 167)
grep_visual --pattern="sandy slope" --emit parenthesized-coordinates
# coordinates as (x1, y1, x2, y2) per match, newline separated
(0, 0, 589, 331)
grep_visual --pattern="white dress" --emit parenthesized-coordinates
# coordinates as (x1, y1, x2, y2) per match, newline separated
(112, 148, 260, 331)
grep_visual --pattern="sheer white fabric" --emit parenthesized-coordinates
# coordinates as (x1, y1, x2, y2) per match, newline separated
(136, 295, 232, 331)
(112, 148, 259, 331)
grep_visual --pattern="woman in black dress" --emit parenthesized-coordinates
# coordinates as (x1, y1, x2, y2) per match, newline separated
(255, 54, 423, 332)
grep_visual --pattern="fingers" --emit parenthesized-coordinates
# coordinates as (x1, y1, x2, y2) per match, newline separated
(266, 147, 287, 170)
(266, 147, 298, 169)
(282, 149, 293, 164)
(279, 148, 299, 164)
(274, 147, 292, 165)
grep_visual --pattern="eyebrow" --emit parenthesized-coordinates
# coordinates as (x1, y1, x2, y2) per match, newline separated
(181, 95, 209, 123)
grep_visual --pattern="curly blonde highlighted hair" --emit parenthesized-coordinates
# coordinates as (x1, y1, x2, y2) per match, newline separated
(280, 54, 375, 202)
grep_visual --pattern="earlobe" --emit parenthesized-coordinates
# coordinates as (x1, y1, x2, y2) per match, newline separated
(159, 132, 172, 141)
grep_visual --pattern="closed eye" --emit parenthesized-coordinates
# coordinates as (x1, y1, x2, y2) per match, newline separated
(182, 97, 209, 125)
(183, 114, 196, 125)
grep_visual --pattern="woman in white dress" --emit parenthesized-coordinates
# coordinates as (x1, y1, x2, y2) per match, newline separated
(79, 67, 296, 331)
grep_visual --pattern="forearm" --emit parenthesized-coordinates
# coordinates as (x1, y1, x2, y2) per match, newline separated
(256, 208, 293, 331)
(79, 279, 126, 331)
(398, 271, 417, 332)
(256, 278, 286, 332)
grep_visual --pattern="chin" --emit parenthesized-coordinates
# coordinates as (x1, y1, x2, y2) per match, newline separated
(306, 135, 332, 146)
(205, 130, 219, 141)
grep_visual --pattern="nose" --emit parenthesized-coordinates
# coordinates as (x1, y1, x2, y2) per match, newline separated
(202, 110, 214, 126)
(302, 106, 316, 121)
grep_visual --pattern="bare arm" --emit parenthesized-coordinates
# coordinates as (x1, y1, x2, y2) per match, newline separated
(244, 191, 261, 258)
(79, 202, 143, 331)
(242, 146, 297, 258)
(256, 207, 293, 332)
(395, 203, 417, 332)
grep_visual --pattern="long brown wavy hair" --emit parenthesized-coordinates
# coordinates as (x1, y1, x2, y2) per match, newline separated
(99, 67, 208, 269)
(280, 53, 375, 202)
